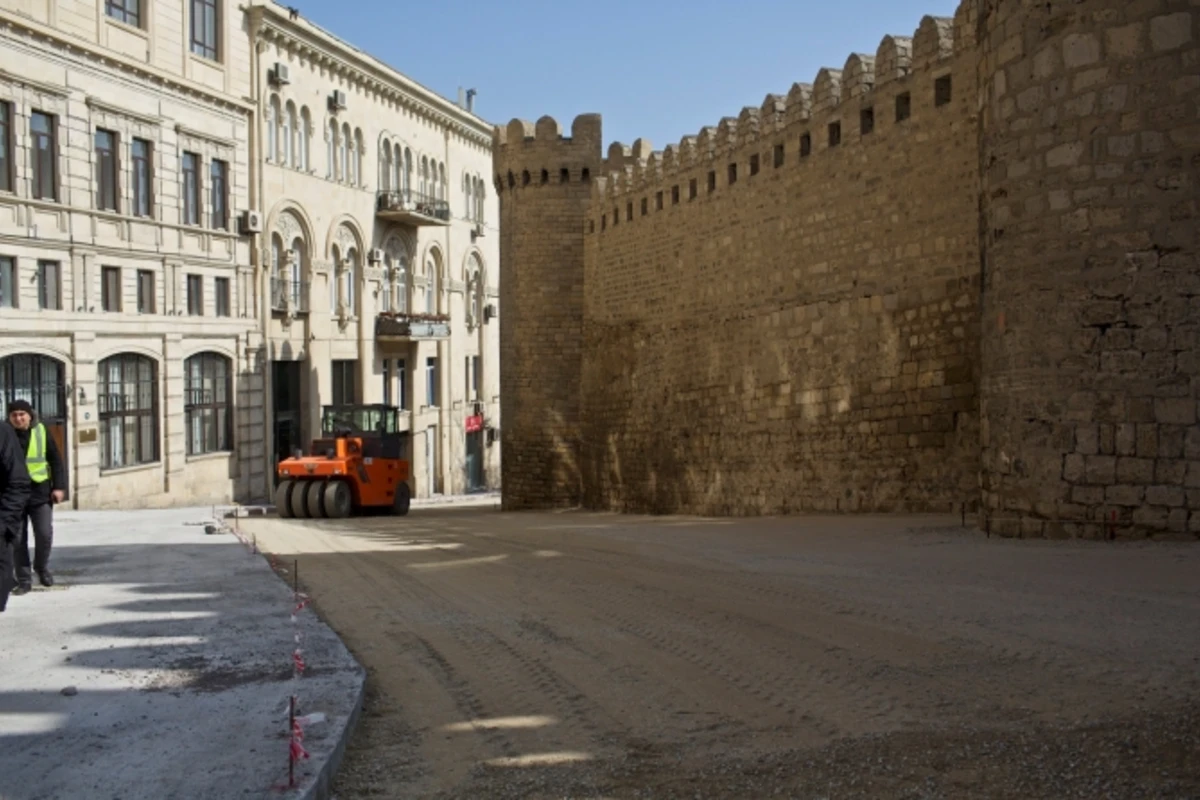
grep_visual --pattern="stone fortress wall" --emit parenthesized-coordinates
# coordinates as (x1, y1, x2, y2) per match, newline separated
(494, 0, 1200, 539)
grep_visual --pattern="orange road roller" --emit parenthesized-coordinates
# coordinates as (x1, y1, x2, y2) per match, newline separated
(275, 404, 412, 519)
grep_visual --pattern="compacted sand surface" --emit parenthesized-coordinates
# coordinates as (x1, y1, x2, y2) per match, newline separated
(242, 508, 1200, 799)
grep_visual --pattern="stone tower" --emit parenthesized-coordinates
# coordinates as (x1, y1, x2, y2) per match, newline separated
(492, 115, 604, 509)
(976, 0, 1199, 537)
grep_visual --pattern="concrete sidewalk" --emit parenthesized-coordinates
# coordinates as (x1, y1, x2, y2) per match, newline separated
(0, 507, 365, 800)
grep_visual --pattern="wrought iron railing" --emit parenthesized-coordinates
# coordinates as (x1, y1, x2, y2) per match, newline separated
(375, 189, 451, 221)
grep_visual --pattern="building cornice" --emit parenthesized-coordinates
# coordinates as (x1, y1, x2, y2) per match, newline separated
(246, 2, 493, 148)
(0, 9, 253, 116)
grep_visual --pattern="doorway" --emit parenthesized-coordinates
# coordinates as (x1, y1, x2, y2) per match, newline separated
(272, 360, 303, 486)
(465, 429, 484, 491)
(0, 354, 68, 475)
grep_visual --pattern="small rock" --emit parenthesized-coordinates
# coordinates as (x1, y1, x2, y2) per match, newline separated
(61, 686, 78, 696)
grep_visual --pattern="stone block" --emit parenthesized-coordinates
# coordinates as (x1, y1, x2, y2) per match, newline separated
(1063, 33, 1102, 67)
(1105, 484, 1145, 505)
(1155, 398, 1195, 425)
(1150, 13, 1193, 52)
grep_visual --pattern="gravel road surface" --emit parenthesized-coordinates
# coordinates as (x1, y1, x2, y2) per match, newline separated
(241, 508, 1200, 799)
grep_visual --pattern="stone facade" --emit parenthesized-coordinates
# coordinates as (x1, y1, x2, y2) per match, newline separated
(494, 0, 1199, 538)
(246, 2, 500, 499)
(0, 0, 265, 508)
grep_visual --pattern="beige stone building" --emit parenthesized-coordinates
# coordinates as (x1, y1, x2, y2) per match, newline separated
(0, 0, 265, 508)
(245, 1, 500, 498)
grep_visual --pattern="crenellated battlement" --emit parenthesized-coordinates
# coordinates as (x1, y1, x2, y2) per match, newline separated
(586, 4, 977, 207)
(496, 0, 1200, 536)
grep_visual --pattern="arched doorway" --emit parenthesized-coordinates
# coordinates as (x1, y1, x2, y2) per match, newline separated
(0, 354, 69, 471)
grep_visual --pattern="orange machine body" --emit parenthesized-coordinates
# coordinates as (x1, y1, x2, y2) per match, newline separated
(274, 404, 413, 519)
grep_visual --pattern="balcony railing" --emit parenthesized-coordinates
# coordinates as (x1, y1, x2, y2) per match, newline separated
(376, 311, 451, 341)
(375, 190, 451, 226)
(270, 278, 311, 314)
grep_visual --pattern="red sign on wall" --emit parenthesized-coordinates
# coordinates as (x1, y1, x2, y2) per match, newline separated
(465, 414, 483, 433)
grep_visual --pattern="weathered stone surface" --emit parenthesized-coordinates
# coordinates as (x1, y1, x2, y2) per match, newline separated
(495, 0, 1198, 538)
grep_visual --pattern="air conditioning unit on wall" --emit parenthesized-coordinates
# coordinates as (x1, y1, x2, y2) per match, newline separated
(271, 63, 290, 85)
(483, 303, 496, 322)
(239, 209, 262, 235)
(329, 89, 347, 111)
(368, 248, 385, 264)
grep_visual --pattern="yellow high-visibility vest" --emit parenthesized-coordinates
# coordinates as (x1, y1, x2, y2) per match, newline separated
(26, 422, 49, 483)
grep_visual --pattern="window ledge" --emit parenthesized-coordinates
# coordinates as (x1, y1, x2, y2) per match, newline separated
(99, 461, 161, 477)
(104, 16, 147, 39)
(186, 450, 233, 463)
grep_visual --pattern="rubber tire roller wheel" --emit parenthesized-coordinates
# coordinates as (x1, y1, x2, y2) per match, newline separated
(275, 480, 295, 518)
(306, 479, 329, 518)
(290, 480, 312, 518)
(323, 480, 353, 519)
(392, 481, 411, 516)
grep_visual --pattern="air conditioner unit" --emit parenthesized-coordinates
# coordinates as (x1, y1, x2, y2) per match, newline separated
(239, 209, 263, 235)
(471, 222, 486, 240)
(483, 303, 496, 322)
(368, 248, 385, 264)
(329, 89, 347, 111)
(271, 63, 291, 85)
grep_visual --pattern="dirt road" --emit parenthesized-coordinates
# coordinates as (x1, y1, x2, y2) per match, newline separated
(242, 507, 1200, 798)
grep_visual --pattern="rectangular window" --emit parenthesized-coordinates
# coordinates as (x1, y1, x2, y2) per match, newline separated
(688, 178, 697, 200)
(861, 107, 875, 136)
(190, 0, 219, 61)
(0, 256, 15, 309)
(137, 269, 155, 313)
(185, 353, 232, 456)
(382, 359, 392, 405)
(210, 158, 228, 230)
(132, 138, 153, 217)
(895, 92, 912, 123)
(800, 132, 812, 158)
(37, 261, 60, 310)
(749, 154, 760, 176)
(214, 276, 230, 317)
(31, 111, 56, 201)
(397, 357, 407, 410)
(182, 151, 200, 225)
(655, 191, 663, 210)
(935, 74, 953, 107)
(671, 185, 679, 204)
(828, 122, 842, 147)
(331, 360, 357, 405)
(0, 101, 12, 193)
(187, 274, 203, 315)
(106, 0, 141, 27)
(425, 356, 438, 407)
(102, 266, 121, 312)
(95, 129, 119, 211)
(773, 143, 784, 168)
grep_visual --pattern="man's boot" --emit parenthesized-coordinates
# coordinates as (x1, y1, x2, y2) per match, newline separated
(37, 569, 53, 587)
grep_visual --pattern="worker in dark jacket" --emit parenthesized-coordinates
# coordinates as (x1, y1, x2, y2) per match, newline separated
(0, 418, 31, 611)
(7, 400, 67, 593)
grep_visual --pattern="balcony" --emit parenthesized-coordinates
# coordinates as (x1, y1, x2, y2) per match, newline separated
(270, 278, 311, 315)
(376, 311, 451, 342)
(375, 190, 451, 226)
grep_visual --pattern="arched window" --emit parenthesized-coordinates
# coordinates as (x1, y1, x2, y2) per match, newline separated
(290, 237, 305, 308)
(267, 96, 279, 162)
(329, 244, 340, 314)
(340, 123, 351, 183)
(97, 353, 158, 470)
(439, 162, 446, 202)
(463, 174, 472, 219)
(326, 119, 337, 179)
(343, 247, 358, 313)
(424, 252, 439, 314)
(299, 107, 311, 171)
(283, 100, 296, 167)
(271, 233, 285, 310)
(392, 143, 402, 192)
(476, 178, 485, 222)
(466, 253, 483, 329)
(403, 148, 412, 193)
(384, 237, 409, 313)
(380, 138, 392, 189)
(184, 352, 232, 455)
(353, 129, 364, 187)
(420, 156, 428, 197)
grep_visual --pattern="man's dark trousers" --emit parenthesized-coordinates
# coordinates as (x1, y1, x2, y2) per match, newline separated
(15, 501, 52, 585)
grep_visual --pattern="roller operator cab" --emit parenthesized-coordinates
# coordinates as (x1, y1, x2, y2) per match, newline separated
(275, 404, 412, 519)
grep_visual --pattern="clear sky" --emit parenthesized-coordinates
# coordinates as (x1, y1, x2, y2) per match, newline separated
(283, 0, 961, 149)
